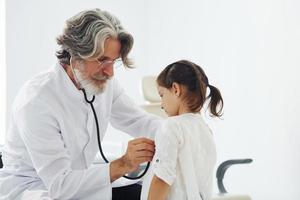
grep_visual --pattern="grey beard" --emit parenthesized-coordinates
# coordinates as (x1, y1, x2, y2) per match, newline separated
(74, 68, 107, 96)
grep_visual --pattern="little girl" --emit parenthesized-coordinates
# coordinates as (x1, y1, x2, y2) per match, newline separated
(141, 60, 224, 200)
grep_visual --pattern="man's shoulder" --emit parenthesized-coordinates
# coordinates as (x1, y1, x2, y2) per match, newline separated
(12, 68, 57, 113)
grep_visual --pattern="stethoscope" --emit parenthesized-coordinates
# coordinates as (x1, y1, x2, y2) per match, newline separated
(80, 79, 150, 180)
(68, 57, 150, 179)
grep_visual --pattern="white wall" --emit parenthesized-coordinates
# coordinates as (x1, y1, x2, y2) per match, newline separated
(0, 0, 6, 145)
(4, 0, 300, 199)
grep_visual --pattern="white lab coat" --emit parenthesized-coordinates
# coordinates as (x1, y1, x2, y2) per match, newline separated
(0, 63, 161, 200)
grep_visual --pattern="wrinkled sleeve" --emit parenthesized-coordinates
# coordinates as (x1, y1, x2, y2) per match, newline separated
(16, 100, 112, 199)
(109, 79, 162, 139)
(152, 119, 184, 185)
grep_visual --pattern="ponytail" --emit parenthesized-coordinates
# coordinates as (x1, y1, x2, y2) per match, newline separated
(207, 85, 223, 117)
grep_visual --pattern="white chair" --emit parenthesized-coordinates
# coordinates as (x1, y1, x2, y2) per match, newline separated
(140, 76, 252, 200)
(140, 76, 167, 118)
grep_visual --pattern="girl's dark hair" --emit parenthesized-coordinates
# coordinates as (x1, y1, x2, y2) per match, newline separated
(157, 60, 224, 117)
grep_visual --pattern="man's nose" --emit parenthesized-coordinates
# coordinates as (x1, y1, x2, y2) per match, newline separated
(102, 65, 114, 78)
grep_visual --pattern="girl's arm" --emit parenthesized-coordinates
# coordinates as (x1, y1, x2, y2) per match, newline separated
(147, 175, 170, 200)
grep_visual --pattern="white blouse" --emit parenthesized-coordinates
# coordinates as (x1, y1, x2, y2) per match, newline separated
(141, 113, 216, 200)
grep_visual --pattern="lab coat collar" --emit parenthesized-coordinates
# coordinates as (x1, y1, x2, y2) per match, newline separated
(54, 62, 107, 107)
(54, 62, 96, 105)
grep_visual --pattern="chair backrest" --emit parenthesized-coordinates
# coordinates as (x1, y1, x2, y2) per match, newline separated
(141, 76, 167, 118)
(0, 148, 3, 168)
(0, 155, 2, 168)
(141, 76, 161, 103)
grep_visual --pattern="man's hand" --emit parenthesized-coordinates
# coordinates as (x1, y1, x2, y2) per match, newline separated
(122, 137, 155, 172)
(110, 137, 155, 182)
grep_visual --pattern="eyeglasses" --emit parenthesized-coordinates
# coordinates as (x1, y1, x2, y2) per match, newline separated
(96, 58, 123, 69)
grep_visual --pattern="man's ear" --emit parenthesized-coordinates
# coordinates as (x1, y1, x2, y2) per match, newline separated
(171, 82, 181, 97)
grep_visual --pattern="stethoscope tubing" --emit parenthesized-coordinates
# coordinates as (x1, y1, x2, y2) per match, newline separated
(81, 88, 150, 180)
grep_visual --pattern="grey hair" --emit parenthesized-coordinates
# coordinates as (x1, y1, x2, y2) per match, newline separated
(56, 8, 134, 67)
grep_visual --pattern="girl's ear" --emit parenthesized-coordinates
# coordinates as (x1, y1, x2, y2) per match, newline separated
(171, 82, 181, 97)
